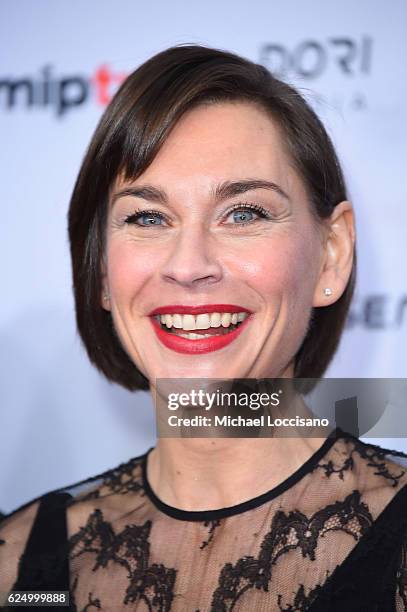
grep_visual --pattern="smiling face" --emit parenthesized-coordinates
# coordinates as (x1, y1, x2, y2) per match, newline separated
(102, 102, 328, 384)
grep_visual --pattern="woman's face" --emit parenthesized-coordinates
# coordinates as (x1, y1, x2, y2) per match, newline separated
(103, 102, 328, 383)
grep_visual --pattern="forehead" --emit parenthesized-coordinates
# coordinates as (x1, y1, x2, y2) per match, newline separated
(115, 101, 304, 199)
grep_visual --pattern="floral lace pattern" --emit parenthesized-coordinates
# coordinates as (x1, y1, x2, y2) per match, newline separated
(69, 509, 176, 610)
(210, 490, 371, 611)
(315, 435, 407, 486)
(2, 432, 407, 611)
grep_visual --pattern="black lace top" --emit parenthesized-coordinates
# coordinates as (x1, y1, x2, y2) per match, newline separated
(1, 430, 407, 611)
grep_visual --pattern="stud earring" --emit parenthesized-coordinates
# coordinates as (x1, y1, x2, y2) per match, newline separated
(324, 288, 333, 296)
(103, 292, 110, 301)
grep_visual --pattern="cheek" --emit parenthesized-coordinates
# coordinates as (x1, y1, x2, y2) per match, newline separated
(106, 240, 159, 298)
(228, 230, 320, 303)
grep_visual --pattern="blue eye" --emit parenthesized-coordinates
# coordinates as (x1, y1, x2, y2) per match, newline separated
(232, 209, 257, 223)
(124, 210, 165, 226)
(138, 213, 163, 226)
(225, 204, 270, 225)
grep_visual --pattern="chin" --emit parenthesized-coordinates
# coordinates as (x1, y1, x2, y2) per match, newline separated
(146, 359, 240, 382)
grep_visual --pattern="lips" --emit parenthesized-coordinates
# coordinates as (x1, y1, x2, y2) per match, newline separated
(148, 304, 252, 354)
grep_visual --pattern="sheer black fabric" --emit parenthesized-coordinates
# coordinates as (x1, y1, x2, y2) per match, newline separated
(2, 429, 407, 611)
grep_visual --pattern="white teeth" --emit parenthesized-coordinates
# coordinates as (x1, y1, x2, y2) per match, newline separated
(178, 332, 213, 340)
(195, 313, 211, 329)
(172, 314, 183, 329)
(182, 314, 196, 330)
(210, 313, 221, 327)
(221, 312, 232, 327)
(157, 310, 249, 331)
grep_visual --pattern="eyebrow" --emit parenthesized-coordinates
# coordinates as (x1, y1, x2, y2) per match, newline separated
(214, 179, 290, 201)
(111, 185, 167, 206)
(111, 178, 290, 206)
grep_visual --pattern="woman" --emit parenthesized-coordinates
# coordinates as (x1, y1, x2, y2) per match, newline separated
(1, 45, 407, 611)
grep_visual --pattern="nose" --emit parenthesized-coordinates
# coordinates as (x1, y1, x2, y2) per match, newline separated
(160, 225, 223, 289)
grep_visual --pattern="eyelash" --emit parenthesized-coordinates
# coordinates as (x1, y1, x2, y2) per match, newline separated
(226, 203, 272, 226)
(123, 208, 166, 226)
(122, 202, 273, 227)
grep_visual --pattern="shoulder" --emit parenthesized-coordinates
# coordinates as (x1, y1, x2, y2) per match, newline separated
(0, 449, 147, 521)
(0, 449, 150, 594)
(63, 451, 149, 532)
(319, 431, 407, 519)
(0, 499, 41, 545)
(0, 499, 41, 596)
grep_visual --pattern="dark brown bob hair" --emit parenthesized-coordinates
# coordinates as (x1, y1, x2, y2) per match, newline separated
(68, 44, 356, 392)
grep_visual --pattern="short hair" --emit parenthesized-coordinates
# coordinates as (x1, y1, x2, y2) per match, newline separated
(68, 44, 356, 391)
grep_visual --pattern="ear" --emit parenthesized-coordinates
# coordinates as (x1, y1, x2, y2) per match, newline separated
(100, 257, 111, 311)
(313, 201, 356, 307)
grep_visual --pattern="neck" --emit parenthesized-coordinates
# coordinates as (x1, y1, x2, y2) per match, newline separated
(146, 411, 330, 511)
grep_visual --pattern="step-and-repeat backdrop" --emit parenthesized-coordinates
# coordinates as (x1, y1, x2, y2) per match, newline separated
(1, 0, 406, 512)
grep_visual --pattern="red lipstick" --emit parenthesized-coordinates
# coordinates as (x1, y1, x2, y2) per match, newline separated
(148, 304, 252, 355)
(148, 304, 250, 316)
